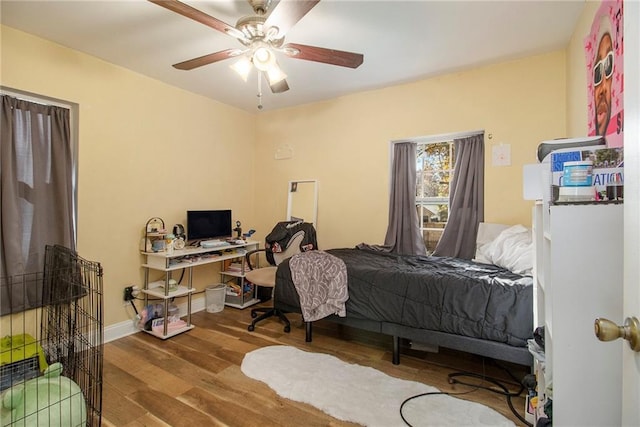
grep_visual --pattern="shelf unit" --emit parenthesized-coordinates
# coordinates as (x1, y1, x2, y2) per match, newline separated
(140, 240, 259, 339)
(220, 265, 260, 309)
(144, 217, 166, 252)
(533, 202, 623, 425)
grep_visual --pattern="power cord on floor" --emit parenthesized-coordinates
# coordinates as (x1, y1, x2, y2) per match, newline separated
(399, 359, 533, 427)
(399, 388, 484, 426)
(447, 371, 531, 427)
(399, 358, 487, 426)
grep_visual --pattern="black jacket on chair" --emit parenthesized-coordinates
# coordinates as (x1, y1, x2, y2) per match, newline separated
(265, 221, 317, 265)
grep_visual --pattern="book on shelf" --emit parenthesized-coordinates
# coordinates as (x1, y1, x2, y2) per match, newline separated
(226, 281, 253, 296)
(151, 317, 187, 335)
(226, 282, 241, 296)
(226, 262, 247, 273)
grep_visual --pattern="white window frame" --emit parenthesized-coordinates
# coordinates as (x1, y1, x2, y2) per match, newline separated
(416, 140, 454, 252)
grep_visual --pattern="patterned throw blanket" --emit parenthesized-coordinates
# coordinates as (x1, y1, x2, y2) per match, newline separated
(289, 250, 348, 322)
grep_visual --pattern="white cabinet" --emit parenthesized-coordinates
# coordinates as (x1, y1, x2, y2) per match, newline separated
(533, 202, 623, 426)
(141, 240, 259, 339)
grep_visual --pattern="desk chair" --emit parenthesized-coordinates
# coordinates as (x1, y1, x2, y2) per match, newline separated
(245, 222, 315, 333)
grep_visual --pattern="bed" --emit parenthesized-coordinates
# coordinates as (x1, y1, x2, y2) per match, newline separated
(274, 225, 534, 367)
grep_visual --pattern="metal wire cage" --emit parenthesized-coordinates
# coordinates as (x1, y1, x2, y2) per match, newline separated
(0, 245, 104, 426)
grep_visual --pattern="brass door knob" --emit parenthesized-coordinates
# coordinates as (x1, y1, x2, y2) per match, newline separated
(594, 316, 640, 352)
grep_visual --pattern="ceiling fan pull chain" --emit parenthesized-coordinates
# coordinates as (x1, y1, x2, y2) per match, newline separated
(257, 72, 263, 110)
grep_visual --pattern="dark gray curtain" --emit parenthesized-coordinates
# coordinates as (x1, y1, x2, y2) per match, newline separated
(433, 133, 484, 259)
(384, 142, 427, 255)
(1, 95, 74, 314)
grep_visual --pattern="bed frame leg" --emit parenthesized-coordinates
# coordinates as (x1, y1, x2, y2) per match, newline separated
(392, 336, 400, 365)
(305, 321, 312, 342)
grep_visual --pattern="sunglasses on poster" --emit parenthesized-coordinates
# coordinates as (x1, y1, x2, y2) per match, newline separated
(593, 51, 614, 86)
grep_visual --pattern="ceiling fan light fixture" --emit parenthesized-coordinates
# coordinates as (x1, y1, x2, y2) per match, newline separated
(266, 61, 287, 84)
(253, 46, 275, 71)
(230, 56, 252, 82)
(265, 26, 280, 40)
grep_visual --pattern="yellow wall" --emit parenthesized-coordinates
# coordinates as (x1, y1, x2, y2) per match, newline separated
(1, 23, 569, 331)
(254, 52, 568, 250)
(1, 26, 256, 328)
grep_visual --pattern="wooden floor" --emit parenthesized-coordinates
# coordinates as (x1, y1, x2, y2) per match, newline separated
(102, 304, 531, 426)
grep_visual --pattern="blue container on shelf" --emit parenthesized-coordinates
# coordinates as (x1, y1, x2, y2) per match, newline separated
(562, 160, 593, 186)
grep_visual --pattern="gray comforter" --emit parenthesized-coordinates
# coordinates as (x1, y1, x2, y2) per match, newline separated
(275, 247, 533, 347)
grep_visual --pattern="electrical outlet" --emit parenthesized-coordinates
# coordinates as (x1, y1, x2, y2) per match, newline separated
(123, 286, 134, 301)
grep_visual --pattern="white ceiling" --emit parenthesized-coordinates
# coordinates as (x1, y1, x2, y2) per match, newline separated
(1, 0, 585, 113)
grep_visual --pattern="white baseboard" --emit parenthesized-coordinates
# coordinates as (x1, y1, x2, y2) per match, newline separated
(105, 295, 205, 343)
(104, 318, 139, 343)
(191, 294, 205, 314)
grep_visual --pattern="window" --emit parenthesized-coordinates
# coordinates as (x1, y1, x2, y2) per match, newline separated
(416, 140, 455, 253)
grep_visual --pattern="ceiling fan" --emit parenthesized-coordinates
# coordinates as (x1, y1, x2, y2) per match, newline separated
(149, 0, 364, 97)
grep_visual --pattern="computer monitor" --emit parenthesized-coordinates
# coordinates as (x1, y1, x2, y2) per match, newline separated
(186, 210, 232, 242)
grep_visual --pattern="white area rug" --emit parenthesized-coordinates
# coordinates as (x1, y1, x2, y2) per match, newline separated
(241, 345, 514, 427)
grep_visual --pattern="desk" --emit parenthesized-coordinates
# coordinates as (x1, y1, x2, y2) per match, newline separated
(140, 240, 259, 339)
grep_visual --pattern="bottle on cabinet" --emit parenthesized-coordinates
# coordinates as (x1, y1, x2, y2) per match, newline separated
(165, 233, 175, 255)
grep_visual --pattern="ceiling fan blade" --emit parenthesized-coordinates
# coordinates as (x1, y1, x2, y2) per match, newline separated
(283, 43, 364, 69)
(148, 0, 241, 38)
(173, 49, 242, 70)
(264, 0, 320, 38)
(270, 79, 290, 94)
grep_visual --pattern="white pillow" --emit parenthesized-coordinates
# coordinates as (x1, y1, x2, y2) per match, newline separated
(474, 223, 511, 263)
(477, 224, 533, 275)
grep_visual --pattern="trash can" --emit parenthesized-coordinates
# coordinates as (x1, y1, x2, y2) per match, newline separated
(205, 284, 226, 313)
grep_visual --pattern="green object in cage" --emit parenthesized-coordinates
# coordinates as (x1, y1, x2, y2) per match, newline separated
(0, 334, 48, 391)
(1, 362, 87, 426)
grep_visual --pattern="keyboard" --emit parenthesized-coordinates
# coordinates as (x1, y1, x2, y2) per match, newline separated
(200, 240, 230, 248)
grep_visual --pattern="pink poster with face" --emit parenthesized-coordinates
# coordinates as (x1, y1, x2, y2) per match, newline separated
(585, 0, 624, 148)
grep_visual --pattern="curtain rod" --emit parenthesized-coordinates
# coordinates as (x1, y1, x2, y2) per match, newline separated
(0, 86, 75, 109)
(391, 129, 484, 145)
